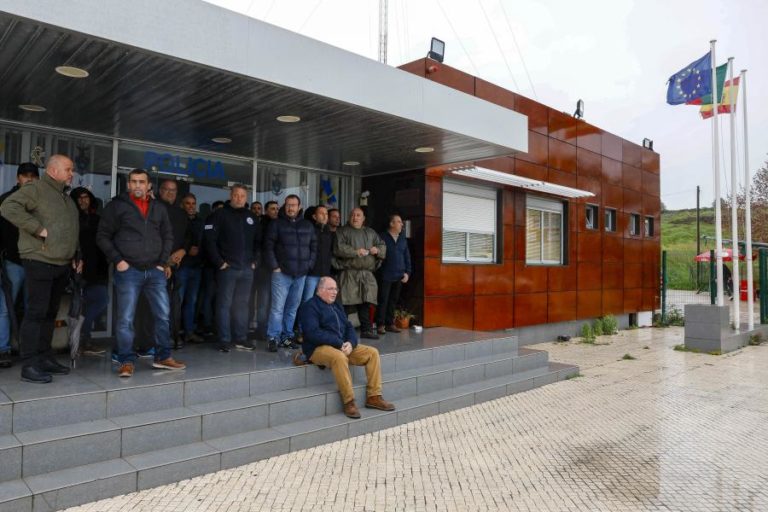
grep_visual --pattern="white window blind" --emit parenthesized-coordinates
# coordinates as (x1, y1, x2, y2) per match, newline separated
(526, 195, 564, 265)
(442, 181, 497, 263)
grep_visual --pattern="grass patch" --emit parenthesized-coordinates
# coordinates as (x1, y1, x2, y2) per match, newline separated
(673, 344, 722, 355)
(565, 372, 583, 380)
(643, 346, 650, 350)
(621, 353, 636, 360)
(749, 333, 763, 346)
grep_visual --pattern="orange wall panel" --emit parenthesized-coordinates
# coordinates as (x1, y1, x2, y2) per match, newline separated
(576, 148, 602, 179)
(623, 140, 643, 167)
(603, 184, 623, 209)
(642, 150, 660, 174)
(514, 293, 548, 327)
(577, 263, 603, 290)
(622, 164, 642, 192)
(424, 216, 442, 259)
(577, 290, 602, 318)
(603, 235, 624, 262)
(474, 294, 514, 330)
(548, 291, 577, 323)
(549, 109, 577, 144)
(576, 122, 602, 154)
(623, 263, 643, 289)
(602, 132, 623, 161)
(623, 288, 642, 312)
(424, 258, 473, 297)
(514, 262, 548, 293)
(515, 96, 549, 135)
(474, 78, 516, 109)
(602, 289, 624, 315)
(424, 296, 474, 329)
(603, 262, 624, 289)
(516, 130, 549, 166)
(548, 138, 577, 173)
(514, 160, 548, 181)
(602, 157, 623, 186)
(475, 262, 515, 295)
(548, 265, 578, 291)
(577, 230, 603, 261)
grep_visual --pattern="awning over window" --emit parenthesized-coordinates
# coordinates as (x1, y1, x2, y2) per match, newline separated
(451, 166, 595, 199)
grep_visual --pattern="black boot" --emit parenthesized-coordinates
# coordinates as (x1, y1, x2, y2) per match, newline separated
(21, 366, 52, 384)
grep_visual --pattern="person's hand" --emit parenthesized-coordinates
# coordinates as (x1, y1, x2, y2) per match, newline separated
(39, 228, 48, 238)
(369, 246, 379, 256)
(116, 260, 129, 272)
(273, 267, 281, 273)
(341, 342, 353, 356)
(161, 265, 172, 279)
(188, 246, 199, 257)
(401, 273, 409, 284)
(220, 262, 229, 270)
(72, 259, 83, 274)
(169, 249, 185, 265)
(251, 263, 256, 269)
(356, 248, 369, 257)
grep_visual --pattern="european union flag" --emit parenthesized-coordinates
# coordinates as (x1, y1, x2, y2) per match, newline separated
(666, 52, 713, 105)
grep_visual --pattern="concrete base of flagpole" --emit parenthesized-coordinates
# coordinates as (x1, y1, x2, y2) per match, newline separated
(684, 304, 768, 353)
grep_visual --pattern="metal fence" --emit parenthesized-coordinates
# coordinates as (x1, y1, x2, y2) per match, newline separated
(660, 248, 768, 324)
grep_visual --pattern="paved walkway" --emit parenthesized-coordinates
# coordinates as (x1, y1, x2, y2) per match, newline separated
(67, 327, 768, 511)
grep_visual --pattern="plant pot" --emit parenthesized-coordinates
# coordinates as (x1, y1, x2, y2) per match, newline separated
(394, 317, 411, 329)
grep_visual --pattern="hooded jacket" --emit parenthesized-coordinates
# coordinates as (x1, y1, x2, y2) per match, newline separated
(0, 173, 79, 266)
(96, 192, 173, 269)
(264, 210, 317, 277)
(70, 187, 108, 283)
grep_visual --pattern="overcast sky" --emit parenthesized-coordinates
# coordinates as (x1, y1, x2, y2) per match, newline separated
(205, 0, 767, 210)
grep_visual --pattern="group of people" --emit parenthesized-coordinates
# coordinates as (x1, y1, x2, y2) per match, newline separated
(0, 156, 411, 418)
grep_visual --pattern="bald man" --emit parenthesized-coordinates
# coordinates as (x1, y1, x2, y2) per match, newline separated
(1, 155, 81, 383)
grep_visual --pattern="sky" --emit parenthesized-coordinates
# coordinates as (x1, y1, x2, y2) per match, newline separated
(205, 0, 768, 210)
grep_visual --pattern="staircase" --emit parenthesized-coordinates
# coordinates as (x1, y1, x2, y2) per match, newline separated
(0, 335, 577, 511)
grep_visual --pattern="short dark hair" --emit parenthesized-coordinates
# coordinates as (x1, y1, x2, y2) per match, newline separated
(181, 193, 197, 202)
(265, 200, 278, 209)
(388, 213, 402, 224)
(212, 200, 225, 209)
(230, 183, 248, 193)
(285, 194, 301, 205)
(128, 168, 150, 180)
(328, 208, 340, 215)
(159, 178, 178, 190)
(251, 201, 262, 207)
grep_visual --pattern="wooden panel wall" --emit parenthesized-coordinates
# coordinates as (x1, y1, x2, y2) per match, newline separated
(396, 59, 661, 330)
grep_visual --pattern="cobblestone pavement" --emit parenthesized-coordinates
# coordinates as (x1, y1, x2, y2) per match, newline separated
(67, 327, 768, 511)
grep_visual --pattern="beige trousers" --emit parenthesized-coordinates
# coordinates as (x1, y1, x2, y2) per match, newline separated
(309, 344, 382, 404)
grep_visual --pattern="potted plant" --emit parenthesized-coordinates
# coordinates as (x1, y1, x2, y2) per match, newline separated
(393, 308, 416, 329)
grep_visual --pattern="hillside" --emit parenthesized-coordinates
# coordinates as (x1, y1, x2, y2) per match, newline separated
(661, 207, 715, 251)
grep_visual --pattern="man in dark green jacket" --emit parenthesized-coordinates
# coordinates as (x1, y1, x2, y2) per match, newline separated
(0, 155, 80, 383)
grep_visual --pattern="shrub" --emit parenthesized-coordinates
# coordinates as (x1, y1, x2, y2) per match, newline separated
(580, 323, 595, 344)
(592, 319, 604, 336)
(601, 315, 618, 334)
(749, 333, 763, 346)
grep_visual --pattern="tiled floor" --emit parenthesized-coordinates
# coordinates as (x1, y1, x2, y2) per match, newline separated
(65, 326, 768, 511)
(0, 327, 498, 402)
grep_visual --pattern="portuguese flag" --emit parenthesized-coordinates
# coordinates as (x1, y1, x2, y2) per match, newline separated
(698, 77, 740, 119)
(685, 63, 731, 118)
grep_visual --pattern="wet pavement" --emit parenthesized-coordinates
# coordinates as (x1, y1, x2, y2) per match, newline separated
(66, 326, 768, 511)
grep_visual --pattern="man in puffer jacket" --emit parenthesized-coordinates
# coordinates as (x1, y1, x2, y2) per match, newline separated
(0, 155, 80, 383)
(264, 194, 316, 352)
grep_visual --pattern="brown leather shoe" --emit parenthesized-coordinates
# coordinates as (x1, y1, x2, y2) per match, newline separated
(377, 325, 387, 335)
(118, 362, 134, 378)
(385, 324, 402, 333)
(365, 395, 395, 411)
(343, 400, 361, 419)
(292, 351, 308, 366)
(152, 357, 186, 370)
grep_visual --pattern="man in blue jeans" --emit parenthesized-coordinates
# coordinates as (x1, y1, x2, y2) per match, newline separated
(264, 195, 316, 352)
(96, 168, 186, 378)
(0, 162, 39, 368)
(204, 184, 261, 352)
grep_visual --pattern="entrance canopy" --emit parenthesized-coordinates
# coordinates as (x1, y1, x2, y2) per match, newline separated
(0, 0, 527, 175)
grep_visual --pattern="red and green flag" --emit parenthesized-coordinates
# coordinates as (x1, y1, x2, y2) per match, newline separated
(685, 63, 733, 118)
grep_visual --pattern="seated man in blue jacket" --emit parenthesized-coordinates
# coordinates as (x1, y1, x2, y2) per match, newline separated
(298, 276, 395, 419)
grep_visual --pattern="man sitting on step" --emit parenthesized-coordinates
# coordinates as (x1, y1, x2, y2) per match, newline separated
(297, 276, 395, 419)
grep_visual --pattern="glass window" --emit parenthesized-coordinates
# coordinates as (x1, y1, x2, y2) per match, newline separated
(442, 181, 497, 263)
(526, 196, 564, 265)
(644, 216, 654, 237)
(605, 208, 617, 232)
(586, 204, 598, 230)
(254, 164, 350, 215)
(630, 213, 641, 236)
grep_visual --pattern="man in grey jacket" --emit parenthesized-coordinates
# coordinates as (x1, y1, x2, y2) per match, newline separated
(0, 155, 80, 383)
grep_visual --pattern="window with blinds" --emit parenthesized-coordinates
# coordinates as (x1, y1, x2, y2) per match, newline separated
(526, 196, 564, 265)
(442, 181, 497, 263)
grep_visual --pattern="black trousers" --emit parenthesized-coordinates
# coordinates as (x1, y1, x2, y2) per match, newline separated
(20, 260, 70, 367)
(376, 279, 402, 327)
(346, 303, 373, 333)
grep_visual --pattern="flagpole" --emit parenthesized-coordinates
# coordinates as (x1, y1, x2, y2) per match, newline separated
(728, 57, 739, 329)
(742, 69, 754, 329)
(711, 40, 724, 307)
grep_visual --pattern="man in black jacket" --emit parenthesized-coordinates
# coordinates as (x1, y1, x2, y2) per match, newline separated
(204, 184, 261, 352)
(264, 195, 316, 352)
(96, 169, 186, 378)
(302, 205, 333, 303)
(0, 162, 39, 368)
(253, 200, 279, 338)
(177, 193, 205, 344)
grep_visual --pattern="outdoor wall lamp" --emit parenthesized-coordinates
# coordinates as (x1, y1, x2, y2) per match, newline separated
(573, 99, 584, 119)
(643, 138, 654, 150)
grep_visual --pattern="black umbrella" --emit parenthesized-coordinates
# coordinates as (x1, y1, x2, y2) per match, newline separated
(67, 272, 86, 368)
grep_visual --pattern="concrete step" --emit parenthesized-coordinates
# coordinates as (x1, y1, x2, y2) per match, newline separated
(0, 336, 580, 512)
(1, 342, 541, 482)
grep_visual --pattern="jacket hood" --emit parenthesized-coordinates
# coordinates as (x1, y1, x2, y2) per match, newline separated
(70, 187, 98, 213)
